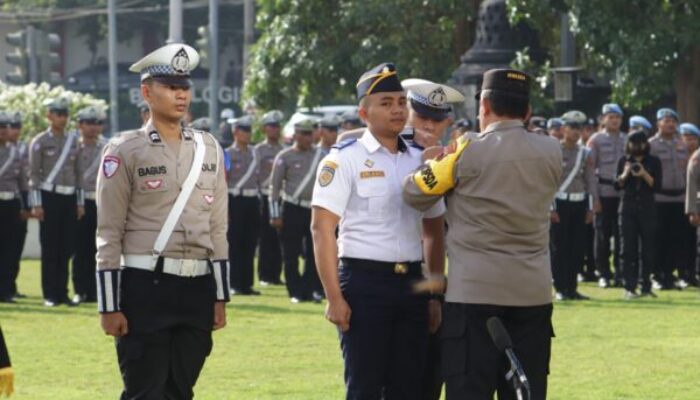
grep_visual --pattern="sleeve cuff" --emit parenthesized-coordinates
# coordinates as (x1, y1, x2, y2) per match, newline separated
(211, 259, 230, 302)
(30, 190, 41, 207)
(269, 198, 281, 219)
(76, 189, 85, 206)
(96, 269, 121, 313)
(19, 191, 29, 210)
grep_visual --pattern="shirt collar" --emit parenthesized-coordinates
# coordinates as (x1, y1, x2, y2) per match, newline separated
(479, 119, 524, 138)
(143, 120, 193, 146)
(359, 129, 409, 154)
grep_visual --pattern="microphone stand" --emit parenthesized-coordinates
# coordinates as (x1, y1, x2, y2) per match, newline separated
(504, 348, 531, 400)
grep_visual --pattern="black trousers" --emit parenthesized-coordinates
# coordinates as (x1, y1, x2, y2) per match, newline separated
(581, 223, 596, 278)
(11, 217, 27, 296)
(655, 202, 685, 287)
(551, 200, 587, 295)
(681, 217, 697, 283)
(72, 199, 97, 300)
(423, 328, 443, 400)
(280, 202, 319, 299)
(117, 268, 215, 400)
(0, 199, 22, 300)
(39, 191, 77, 302)
(258, 195, 282, 283)
(619, 201, 656, 293)
(228, 195, 260, 291)
(442, 303, 553, 400)
(594, 196, 621, 282)
(339, 259, 429, 400)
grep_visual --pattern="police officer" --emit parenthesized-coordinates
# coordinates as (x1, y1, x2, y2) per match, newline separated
(318, 115, 341, 155)
(588, 103, 627, 288)
(403, 68, 561, 400)
(72, 106, 107, 303)
(137, 100, 150, 126)
(547, 117, 563, 139)
(270, 118, 324, 303)
(226, 115, 261, 296)
(255, 110, 285, 285)
(312, 63, 446, 400)
(96, 43, 229, 399)
(579, 117, 599, 283)
(0, 111, 28, 303)
(650, 108, 689, 290)
(685, 127, 700, 286)
(550, 111, 596, 301)
(6, 112, 29, 300)
(218, 108, 235, 148)
(615, 131, 662, 299)
(29, 97, 83, 307)
(528, 116, 547, 135)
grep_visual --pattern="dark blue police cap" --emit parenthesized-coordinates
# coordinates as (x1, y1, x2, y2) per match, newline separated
(356, 63, 404, 100)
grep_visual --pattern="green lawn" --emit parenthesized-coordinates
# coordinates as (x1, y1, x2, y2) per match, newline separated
(1, 260, 699, 399)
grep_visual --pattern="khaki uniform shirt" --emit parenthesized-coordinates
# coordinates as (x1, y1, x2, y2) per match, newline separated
(269, 146, 322, 204)
(226, 143, 258, 192)
(650, 133, 688, 203)
(686, 150, 700, 214)
(587, 130, 627, 198)
(77, 137, 107, 194)
(0, 142, 28, 193)
(254, 141, 284, 195)
(403, 120, 562, 306)
(28, 130, 81, 205)
(556, 143, 597, 206)
(95, 123, 228, 272)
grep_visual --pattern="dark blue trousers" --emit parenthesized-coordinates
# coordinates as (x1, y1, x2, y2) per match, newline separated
(338, 258, 429, 400)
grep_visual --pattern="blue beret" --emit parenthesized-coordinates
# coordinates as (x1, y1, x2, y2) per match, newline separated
(356, 63, 403, 100)
(680, 123, 700, 137)
(547, 118, 563, 129)
(602, 103, 623, 116)
(629, 115, 652, 130)
(656, 108, 678, 121)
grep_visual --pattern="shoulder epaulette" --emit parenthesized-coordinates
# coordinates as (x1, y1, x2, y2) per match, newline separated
(332, 137, 357, 150)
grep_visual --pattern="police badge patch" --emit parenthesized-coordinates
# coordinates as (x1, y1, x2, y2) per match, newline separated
(103, 155, 120, 178)
(171, 48, 190, 74)
(428, 87, 447, 107)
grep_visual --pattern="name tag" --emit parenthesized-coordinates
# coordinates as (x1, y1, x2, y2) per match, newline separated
(360, 170, 385, 179)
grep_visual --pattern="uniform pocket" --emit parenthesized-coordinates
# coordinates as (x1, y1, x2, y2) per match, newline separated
(196, 179, 216, 211)
(116, 334, 144, 362)
(356, 179, 389, 216)
(440, 303, 468, 377)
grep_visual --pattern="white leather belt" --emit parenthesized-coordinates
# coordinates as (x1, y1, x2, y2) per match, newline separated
(260, 189, 270, 196)
(85, 191, 97, 200)
(556, 192, 586, 202)
(0, 191, 16, 200)
(283, 194, 312, 208)
(121, 254, 210, 277)
(228, 188, 258, 197)
(40, 183, 76, 195)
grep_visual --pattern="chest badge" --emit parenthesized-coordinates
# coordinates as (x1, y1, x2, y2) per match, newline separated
(145, 179, 163, 190)
(364, 159, 374, 168)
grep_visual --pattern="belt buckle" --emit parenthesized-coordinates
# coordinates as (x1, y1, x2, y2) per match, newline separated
(180, 259, 196, 277)
(394, 263, 408, 275)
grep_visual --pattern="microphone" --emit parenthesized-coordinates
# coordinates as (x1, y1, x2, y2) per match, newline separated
(487, 317, 531, 400)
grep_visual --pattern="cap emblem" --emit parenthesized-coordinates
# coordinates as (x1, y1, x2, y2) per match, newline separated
(171, 48, 190, 74)
(428, 87, 447, 107)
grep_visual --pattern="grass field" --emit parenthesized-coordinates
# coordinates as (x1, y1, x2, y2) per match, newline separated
(1, 260, 699, 400)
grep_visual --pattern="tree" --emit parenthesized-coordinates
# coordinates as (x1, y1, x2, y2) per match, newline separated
(244, 0, 477, 111)
(508, 0, 700, 123)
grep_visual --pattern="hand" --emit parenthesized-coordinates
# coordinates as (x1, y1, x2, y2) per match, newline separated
(414, 128, 439, 148)
(213, 302, 227, 330)
(428, 299, 442, 334)
(550, 211, 560, 224)
(413, 276, 446, 295)
(101, 312, 129, 337)
(631, 163, 647, 177)
(689, 213, 700, 227)
(270, 218, 283, 230)
(422, 146, 444, 161)
(593, 199, 602, 214)
(325, 297, 352, 332)
(585, 211, 594, 225)
(77, 206, 85, 220)
(32, 206, 44, 221)
(622, 162, 632, 176)
(19, 210, 30, 221)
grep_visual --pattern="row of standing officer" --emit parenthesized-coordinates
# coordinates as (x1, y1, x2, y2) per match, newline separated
(0, 103, 107, 306)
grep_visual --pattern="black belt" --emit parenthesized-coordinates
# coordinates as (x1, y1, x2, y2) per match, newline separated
(340, 257, 422, 276)
(657, 188, 684, 196)
(598, 178, 615, 185)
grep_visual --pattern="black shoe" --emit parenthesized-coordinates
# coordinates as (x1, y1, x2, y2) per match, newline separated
(555, 292, 569, 301)
(271, 280, 285, 286)
(44, 299, 58, 307)
(245, 288, 261, 296)
(13, 292, 27, 299)
(0, 297, 17, 304)
(570, 291, 590, 300)
(640, 290, 658, 298)
(312, 291, 325, 303)
(235, 288, 261, 296)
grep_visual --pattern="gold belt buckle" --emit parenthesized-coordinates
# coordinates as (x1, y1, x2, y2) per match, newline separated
(394, 263, 408, 274)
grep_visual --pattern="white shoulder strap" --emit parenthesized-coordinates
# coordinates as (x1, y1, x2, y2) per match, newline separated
(0, 146, 17, 178)
(45, 131, 76, 186)
(83, 140, 107, 181)
(292, 146, 323, 200)
(234, 148, 258, 191)
(558, 146, 585, 194)
(153, 132, 206, 255)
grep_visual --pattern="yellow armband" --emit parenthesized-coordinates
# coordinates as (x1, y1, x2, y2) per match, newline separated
(413, 136, 470, 195)
(0, 367, 14, 396)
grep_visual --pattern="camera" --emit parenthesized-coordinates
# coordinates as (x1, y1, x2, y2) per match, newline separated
(631, 163, 642, 174)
